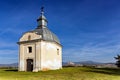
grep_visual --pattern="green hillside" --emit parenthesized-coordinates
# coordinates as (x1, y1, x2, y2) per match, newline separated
(0, 67, 120, 80)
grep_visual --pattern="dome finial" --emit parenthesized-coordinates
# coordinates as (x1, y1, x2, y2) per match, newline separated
(41, 6, 44, 15)
(37, 6, 47, 28)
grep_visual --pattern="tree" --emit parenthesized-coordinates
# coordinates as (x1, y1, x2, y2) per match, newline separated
(114, 54, 120, 67)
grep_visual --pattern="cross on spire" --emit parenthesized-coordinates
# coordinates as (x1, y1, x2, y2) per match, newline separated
(37, 6, 47, 28)
(41, 6, 44, 15)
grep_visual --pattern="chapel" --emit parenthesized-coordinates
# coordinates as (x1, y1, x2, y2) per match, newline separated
(17, 7, 62, 72)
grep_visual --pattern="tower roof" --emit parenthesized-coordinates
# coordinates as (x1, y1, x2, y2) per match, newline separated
(31, 28, 60, 44)
(37, 7, 47, 22)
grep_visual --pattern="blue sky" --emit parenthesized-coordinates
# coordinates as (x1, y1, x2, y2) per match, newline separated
(0, 0, 120, 63)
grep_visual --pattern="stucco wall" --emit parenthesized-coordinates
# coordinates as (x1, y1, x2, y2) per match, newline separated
(19, 32, 62, 72)
(41, 41, 62, 70)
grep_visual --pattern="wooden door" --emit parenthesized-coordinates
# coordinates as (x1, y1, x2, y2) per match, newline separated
(26, 59, 33, 71)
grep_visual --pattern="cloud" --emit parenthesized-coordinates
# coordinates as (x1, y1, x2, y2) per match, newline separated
(0, 38, 18, 64)
(0, 40, 17, 48)
(0, 49, 18, 64)
(0, 28, 24, 36)
(0, 49, 18, 55)
(62, 31, 120, 63)
(63, 43, 118, 62)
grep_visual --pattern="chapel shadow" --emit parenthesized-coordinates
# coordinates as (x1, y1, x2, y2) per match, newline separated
(5, 69, 18, 72)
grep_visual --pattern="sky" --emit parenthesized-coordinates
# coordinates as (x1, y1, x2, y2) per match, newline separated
(0, 0, 120, 64)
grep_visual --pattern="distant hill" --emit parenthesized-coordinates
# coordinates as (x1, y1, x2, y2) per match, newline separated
(0, 61, 116, 68)
(62, 61, 116, 68)
(75, 61, 102, 65)
(62, 61, 102, 65)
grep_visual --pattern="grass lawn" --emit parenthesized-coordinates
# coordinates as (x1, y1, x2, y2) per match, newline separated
(0, 67, 120, 80)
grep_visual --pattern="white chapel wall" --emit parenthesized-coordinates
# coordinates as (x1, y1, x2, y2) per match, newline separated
(40, 41, 62, 70)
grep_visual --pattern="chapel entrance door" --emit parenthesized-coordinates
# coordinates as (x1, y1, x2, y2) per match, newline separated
(26, 59, 33, 71)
